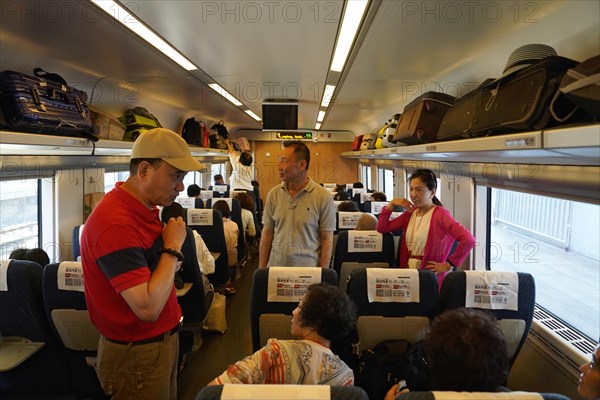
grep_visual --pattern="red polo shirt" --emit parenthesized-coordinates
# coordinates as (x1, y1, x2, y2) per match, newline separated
(81, 182, 181, 341)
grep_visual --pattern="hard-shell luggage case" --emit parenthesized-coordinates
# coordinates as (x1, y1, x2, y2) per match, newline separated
(374, 123, 389, 149)
(381, 113, 401, 146)
(437, 79, 493, 141)
(0, 70, 92, 136)
(360, 133, 377, 150)
(352, 134, 364, 151)
(393, 91, 455, 145)
(471, 56, 578, 136)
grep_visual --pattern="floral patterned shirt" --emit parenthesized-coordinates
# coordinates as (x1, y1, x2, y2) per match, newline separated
(214, 338, 354, 386)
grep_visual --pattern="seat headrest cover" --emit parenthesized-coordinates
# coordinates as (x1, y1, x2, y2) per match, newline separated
(267, 267, 322, 302)
(347, 230, 383, 253)
(222, 384, 330, 400)
(428, 391, 543, 399)
(370, 201, 388, 214)
(176, 197, 195, 209)
(366, 268, 420, 303)
(338, 212, 362, 229)
(1, 259, 11, 291)
(187, 208, 213, 226)
(464, 271, 519, 311)
(57, 261, 84, 292)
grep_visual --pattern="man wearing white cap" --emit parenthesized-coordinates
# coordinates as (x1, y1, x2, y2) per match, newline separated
(81, 128, 204, 399)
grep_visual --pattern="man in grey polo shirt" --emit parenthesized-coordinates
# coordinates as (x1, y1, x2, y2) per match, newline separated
(259, 141, 335, 268)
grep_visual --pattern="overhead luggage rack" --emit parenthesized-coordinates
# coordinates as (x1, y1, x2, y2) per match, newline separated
(341, 123, 600, 166)
(0, 130, 229, 158)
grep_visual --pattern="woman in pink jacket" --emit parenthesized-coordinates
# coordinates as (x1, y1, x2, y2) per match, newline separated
(377, 169, 475, 288)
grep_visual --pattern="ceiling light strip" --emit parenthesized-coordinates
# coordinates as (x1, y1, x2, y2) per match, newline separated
(317, 111, 326, 122)
(321, 85, 336, 108)
(329, 0, 369, 72)
(90, 1, 198, 71)
(315, 122, 322, 130)
(245, 110, 262, 121)
(209, 84, 243, 106)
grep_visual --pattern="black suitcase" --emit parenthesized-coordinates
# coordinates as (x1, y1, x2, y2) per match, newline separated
(0, 70, 92, 136)
(437, 79, 494, 141)
(392, 91, 455, 145)
(470, 56, 578, 136)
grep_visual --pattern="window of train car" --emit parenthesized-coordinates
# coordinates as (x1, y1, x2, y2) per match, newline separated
(104, 170, 129, 193)
(0, 179, 40, 260)
(378, 168, 394, 201)
(490, 188, 599, 341)
(361, 165, 371, 189)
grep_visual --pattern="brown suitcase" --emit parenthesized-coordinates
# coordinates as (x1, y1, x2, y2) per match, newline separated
(392, 91, 455, 145)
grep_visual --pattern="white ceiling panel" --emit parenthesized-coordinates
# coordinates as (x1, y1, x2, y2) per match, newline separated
(0, 0, 598, 136)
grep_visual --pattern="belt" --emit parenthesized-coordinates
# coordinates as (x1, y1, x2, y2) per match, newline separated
(105, 324, 180, 346)
(409, 255, 423, 260)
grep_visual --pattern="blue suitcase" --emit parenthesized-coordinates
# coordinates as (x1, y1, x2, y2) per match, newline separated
(0, 70, 93, 136)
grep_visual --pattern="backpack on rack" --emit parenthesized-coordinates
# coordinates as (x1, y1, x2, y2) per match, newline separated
(182, 117, 202, 146)
(120, 107, 162, 141)
(210, 120, 229, 139)
(209, 120, 229, 149)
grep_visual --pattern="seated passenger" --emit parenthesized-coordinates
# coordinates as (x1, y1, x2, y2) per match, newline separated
(187, 183, 201, 198)
(9, 247, 50, 266)
(212, 200, 238, 295)
(333, 184, 350, 201)
(233, 191, 256, 240)
(161, 202, 215, 276)
(338, 200, 359, 212)
(370, 191, 387, 202)
(208, 283, 356, 386)
(355, 213, 378, 230)
(578, 343, 600, 400)
(385, 308, 509, 399)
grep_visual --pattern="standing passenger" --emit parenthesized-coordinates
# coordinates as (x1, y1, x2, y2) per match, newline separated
(259, 141, 335, 268)
(226, 140, 254, 193)
(377, 169, 475, 287)
(81, 128, 204, 400)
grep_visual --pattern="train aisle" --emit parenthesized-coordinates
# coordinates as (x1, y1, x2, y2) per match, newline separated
(177, 257, 258, 399)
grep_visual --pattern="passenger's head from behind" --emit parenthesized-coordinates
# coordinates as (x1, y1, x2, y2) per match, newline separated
(578, 344, 600, 400)
(161, 202, 185, 224)
(239, 151, 253, 167)
(213, 200, 231, 219)
(234, 191, 254, 212)
(9, 248, 50, 266)
(425, 308, 509, 392)
(187, 184, 201, 198)
(355, 213, 378, 230)
(214, 174, 225, 185)
(370, 191, 387, 202)
(352, 182, 364, 189)
(338, 201, 359, 212)
(291, 283, 356, 342)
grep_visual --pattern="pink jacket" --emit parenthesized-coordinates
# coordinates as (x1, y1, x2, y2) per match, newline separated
(377, 206, 476, 287)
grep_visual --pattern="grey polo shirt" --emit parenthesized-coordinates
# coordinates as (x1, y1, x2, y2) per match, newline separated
(262, 178, 335, 267)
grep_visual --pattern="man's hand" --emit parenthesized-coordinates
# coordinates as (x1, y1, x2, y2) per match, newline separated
(163, 216, 186, 251)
